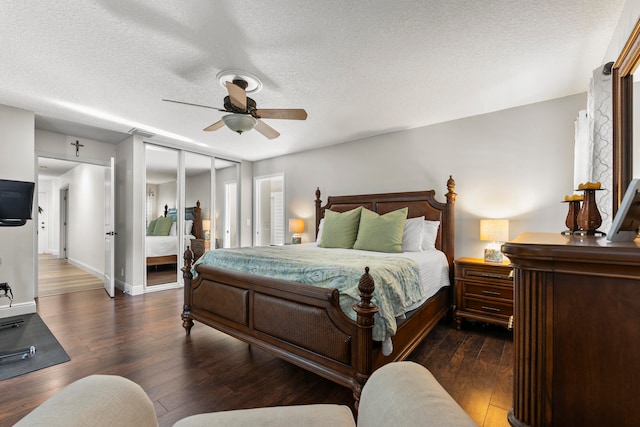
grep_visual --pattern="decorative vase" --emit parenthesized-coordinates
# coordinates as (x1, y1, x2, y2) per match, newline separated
(576, 189, 602, 234)
(564, 200, 581, 233)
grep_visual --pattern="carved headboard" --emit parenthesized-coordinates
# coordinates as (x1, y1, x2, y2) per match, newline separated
(314, 176, 456, 266)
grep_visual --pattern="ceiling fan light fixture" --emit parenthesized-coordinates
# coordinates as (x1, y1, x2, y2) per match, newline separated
(222, 114, 257, 134)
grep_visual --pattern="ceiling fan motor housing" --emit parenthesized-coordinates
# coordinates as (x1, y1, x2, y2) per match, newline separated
(224, 96, 257, 114)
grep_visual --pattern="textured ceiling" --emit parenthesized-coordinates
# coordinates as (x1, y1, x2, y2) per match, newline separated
(0, 1, 626, 161)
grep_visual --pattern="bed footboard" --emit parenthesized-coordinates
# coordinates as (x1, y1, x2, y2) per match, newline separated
(181, 249, 378, 406)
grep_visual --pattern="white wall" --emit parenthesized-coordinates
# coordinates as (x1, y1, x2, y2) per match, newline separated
(36, 129, 117, 162)
(0, 104, 35, 317)
(240, 161, 253, 247)
(254, 93, 586, 259)
(603, 0, 640, 63)
(116, 135, 145, 295)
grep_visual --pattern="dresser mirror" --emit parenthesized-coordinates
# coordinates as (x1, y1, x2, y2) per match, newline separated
(612, 18, 640, 214)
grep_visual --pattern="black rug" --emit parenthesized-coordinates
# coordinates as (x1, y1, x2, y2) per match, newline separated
(0, 313, 70, 381)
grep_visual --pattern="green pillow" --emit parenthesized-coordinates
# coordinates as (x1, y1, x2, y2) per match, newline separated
(353, 207, 408, 253)
(146, 218, 158, 236)
(318, 207, 363, 249)
(152, 216, 173, 236)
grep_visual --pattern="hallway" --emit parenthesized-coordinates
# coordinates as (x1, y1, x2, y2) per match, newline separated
(38, 254, 103, 296)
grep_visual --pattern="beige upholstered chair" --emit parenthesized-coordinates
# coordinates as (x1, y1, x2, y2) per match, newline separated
(17, 362, 477, 427)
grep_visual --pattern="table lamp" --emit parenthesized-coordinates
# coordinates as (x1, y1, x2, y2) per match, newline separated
(480, 219, 509, 263)
(202, 219, 211, 240)
(289, 218, 304, 244)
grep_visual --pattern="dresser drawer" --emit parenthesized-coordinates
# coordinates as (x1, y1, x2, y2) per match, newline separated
(465, 282, 513, 301)
(464, 297, 513, 318)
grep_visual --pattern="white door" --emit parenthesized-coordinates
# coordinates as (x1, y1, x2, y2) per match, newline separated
(103, 157, 115, 297)
(254, 175, 284, 246)
(37, 191, 49, 254)
(224, 182, 237, 248)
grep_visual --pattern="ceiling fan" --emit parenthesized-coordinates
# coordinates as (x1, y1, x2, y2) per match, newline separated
(163, 71, 307, 140)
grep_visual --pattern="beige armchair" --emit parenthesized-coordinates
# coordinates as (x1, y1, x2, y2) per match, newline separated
(16, 361, 477, 427)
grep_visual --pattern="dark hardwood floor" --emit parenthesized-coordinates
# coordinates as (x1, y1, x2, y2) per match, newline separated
(0, 288, 513, 426)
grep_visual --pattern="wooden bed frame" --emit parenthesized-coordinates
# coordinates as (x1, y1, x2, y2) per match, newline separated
(146, 201, 202, 267)
(181, 177, 456, 406)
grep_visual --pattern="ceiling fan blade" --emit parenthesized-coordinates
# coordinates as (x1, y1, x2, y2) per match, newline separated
(254, 120, 280, 139)
(162, 99, 226, 112)
(203, 120, 225, 132)
(254, 108, 307, 120)
(225, 81, 247, 110)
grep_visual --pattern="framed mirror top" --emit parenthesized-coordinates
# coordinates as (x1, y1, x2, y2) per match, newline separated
(612, 17, 640, 213)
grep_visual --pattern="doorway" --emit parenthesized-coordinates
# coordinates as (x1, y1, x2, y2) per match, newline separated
(254, 174, 285, 246)
(37, 157, 110, 296)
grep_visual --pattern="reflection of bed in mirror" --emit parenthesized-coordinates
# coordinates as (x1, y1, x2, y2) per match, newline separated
(146, 201, 202, 267)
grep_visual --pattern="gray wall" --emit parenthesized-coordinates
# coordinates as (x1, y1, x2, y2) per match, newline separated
(254, 93, 586, 259)
(0, 104, 35, 316)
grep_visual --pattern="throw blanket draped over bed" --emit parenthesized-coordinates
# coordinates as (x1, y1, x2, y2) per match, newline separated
(193, 246, 426, 342)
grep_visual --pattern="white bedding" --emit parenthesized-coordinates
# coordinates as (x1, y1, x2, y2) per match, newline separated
(146, 235, 195, 258)
(289, 243, 450, 303)
(282, 243, 450, 355)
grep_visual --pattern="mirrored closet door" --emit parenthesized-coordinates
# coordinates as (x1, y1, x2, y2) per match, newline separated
(185, 152, 213, 260)
(144, 145, 240, 289)
(145, 144, 178, 287)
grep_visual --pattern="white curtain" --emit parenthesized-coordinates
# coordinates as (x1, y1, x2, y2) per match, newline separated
(574, 64, 613, 233)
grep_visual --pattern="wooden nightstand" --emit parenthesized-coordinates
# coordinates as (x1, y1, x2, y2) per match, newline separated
(190, 238, 210, 261)
(454, 257, 513, 329)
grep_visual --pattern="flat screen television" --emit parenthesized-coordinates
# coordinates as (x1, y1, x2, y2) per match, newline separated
(0, 179, 35, 227)
(607, 178, 640, 242)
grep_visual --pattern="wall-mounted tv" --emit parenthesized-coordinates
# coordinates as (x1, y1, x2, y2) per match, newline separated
(0, 179, 35, 227)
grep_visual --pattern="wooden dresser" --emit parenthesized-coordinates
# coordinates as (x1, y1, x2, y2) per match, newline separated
(454, 257, 513, 329)
(502, 232, 640, 427)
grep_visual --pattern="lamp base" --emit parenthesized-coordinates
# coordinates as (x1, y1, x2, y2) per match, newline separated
(484, 247, 504, 263)
(291, 236, 301, 244)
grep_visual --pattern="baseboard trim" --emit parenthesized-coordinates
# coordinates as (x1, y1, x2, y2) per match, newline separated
(0, 300, 37, 319)
(67, 258, 104, 281)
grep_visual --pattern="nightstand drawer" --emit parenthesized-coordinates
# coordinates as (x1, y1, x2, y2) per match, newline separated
(465, 297, 513, 318)
(465, 282, 513, 300)
(460, 265, 513, 285)
(454, 257, 514, 329)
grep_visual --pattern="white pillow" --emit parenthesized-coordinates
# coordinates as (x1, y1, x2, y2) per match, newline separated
(422, 220, 440, 249)
(316, 218, 324, 245)
(185, 220, 194, 235)
(169, 222, 177, 236)
(402, 216, 424, 252)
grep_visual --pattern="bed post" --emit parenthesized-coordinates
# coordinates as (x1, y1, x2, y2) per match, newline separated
(181, 247, 194, 334)
(352, 267, 379, 410)
(443, 175, 457, 267)
(314, 187, 322, 238)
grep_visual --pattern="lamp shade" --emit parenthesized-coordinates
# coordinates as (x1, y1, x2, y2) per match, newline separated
(289, 218, 305, 234)
(480, 219, 509, 242)
(222, 114, 257, 134)
(202, 220, 211, 231)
